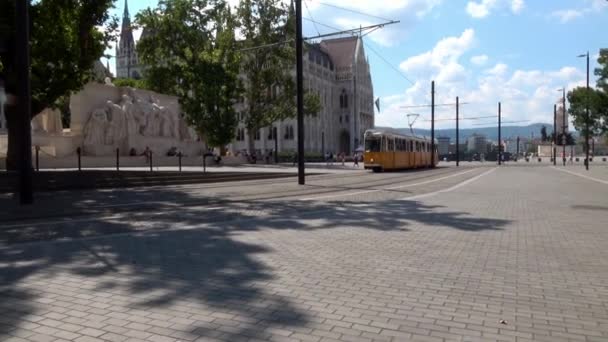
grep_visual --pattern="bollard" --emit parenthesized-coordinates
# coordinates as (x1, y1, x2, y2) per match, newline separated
(538, 158, 541, 163)
(203, 153, 207, 173)
(77, 147, 82, 171)
(575, 157, 579, 162)
(149, 151, 153, 172)
(116, 148, 120, 171)
(178, 152, 182, 172)
(35, 145, 40, 172)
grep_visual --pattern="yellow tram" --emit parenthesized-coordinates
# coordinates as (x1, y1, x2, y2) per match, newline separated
(363, 129, 438, 172)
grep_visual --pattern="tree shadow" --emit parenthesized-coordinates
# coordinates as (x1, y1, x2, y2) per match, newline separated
(0, 185, 511, 340)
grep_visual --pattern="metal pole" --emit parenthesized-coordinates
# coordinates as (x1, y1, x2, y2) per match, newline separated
(498, 102, 502, 165)
(149, 151, 153, 172)
(563, 88, 566, 166)
(274, 127, 278, 163)
(35, 146, 39, 172)
(296, 0, 305, 185)
(321, 131, 325, 159)
(178, 152, 182, 172)
(77, 147, 81, 171)
(456, 96, 459, 167)
(517, 136, 520, 158)
(585, 52, 590, 170)
(116, 148, 120, 171)
(203, 152, 206, 173)
(431, 81, 435, 167)
(553, 104, 558, 164)
(16, 0, 33, 204)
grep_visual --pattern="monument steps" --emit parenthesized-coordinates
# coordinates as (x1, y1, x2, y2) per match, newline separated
(0, 171, 298, 192)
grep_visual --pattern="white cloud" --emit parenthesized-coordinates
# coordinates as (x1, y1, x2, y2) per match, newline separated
(377, 32, 587, 131)
(466, 0, 525, 18)
(511, 0, 524, 13)
(471, 54, 488, 66)
(307, 0, 442, 46)
(551, 0, 607, 23)
(551, 9, 584, 23)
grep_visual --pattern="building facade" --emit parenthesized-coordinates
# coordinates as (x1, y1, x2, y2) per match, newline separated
(467, 134, 487, 154)
(230, 36, 374, 156)
(116, 0, 145, 79)
(437, 136, 450, 156)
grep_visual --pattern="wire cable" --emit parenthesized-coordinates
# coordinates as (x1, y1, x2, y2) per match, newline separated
(304, 1, 321, 36)
(363, 41, 416, 86)
(307, 0, 393, 23)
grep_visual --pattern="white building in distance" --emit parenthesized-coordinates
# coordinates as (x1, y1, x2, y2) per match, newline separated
(437, 136, 450, 156)
(467, 133, 487, 154)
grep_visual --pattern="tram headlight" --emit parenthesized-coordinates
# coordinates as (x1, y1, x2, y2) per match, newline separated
(370, 158, 374, 163)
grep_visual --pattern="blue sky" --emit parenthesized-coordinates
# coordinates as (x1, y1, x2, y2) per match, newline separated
(104, 0, 607, 130)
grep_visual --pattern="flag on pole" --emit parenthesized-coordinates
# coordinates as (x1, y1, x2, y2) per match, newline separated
(375, 98, 380, 112)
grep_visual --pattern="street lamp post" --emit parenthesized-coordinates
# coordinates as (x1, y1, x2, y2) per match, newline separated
(578, 52, 590, 171)
(558, 88, 566, 166)
(553, 104, 557, 166)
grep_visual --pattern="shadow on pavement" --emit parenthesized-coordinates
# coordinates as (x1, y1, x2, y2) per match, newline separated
(0, 188, 510, 340)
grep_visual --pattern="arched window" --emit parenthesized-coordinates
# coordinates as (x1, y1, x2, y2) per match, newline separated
(339, 89, 348, 109)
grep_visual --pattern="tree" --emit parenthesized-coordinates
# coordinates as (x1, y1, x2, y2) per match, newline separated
(136, 0, 241, 150)
(567, 86, 608, 138)
(0, 0, 116, 170)
(568, 49, 608, 140)
(540, 126, 548, 142)
(596, 48, 608, 93)
(236, 0, 321, 153)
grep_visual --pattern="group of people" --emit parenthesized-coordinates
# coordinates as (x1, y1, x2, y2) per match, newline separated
(324, 152, 361, 167)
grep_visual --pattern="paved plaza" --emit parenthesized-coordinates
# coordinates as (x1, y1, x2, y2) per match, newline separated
(1, 165, 608, 341)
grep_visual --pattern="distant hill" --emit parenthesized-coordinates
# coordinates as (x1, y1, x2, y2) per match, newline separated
(375, 123, 568, 142)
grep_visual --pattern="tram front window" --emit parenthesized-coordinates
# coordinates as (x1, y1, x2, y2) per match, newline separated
(365, 138, 381, 152)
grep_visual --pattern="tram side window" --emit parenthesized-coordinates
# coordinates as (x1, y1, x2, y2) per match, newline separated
(388, 139, 395, 151)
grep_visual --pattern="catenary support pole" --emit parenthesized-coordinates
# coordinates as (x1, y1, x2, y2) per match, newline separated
(431, 81, 435, 167)
(585, 52, 590, 171)
(563, 88, 566, 166)
(553, 104, 557, 166)
(16, 0, 33, 204)
(498, 102, 502, 166)
(456, 96, 459, 167)
(296, 0, 305, 184)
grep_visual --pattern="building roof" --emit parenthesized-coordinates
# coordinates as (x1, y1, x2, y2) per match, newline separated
(320, 36, 358, 69)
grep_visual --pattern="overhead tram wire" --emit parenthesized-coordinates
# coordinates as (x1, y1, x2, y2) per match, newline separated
(307, 0, 394, 23)
(401, 102, 471, 109)
(422, 115, 495, 122)
(238, 21, 398, 54)
(363, 42, 416, 86)
(304, 1, 321, 36)
(472, 120, 530, 126)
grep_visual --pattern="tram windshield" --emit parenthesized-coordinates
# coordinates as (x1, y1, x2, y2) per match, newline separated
(365, 137, 382, 152)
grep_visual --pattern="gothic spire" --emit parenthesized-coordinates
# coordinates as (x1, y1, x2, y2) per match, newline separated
(121, 0, 131, 30)
(123, 0, 130, 20)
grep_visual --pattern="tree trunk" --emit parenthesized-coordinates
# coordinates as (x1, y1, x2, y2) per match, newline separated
(247, 127, 255, 156)
(4, 105, 20, 171)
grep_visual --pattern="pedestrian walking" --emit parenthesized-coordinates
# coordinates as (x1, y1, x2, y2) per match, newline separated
(353, 153, 359, 167)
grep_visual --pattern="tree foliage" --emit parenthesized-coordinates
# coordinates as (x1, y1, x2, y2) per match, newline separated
(540, 126, 547, 142)
(236, 0, 321, 151)
(0, 0, 116, 169)
(136, 0, 241, 148)
(567, 87, 608, 137)
(1, 0, 116, 115)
